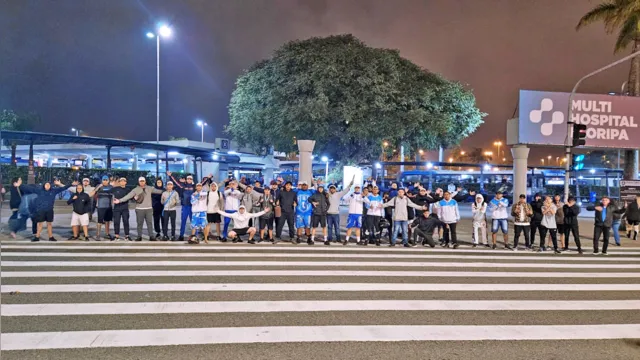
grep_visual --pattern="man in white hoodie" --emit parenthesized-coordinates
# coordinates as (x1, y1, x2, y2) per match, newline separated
(343, 185, 371, 245)
(217, 205, 270, 244)
(203, 181, 225, 243)
(436, 191, 460, 249)
(471, 194, 488, 248)
(488, 191, 511, 250)
(222, 180, 244, 241)
(187, 183, 209, 244)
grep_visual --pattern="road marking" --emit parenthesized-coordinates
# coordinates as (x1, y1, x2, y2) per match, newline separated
(2, 260, 639, 269)
(4, 300, 640, 316)
(2, 283, 640, 293)
(3, 251, 638, 262)
(3, 244, 640, 255)
(3, 324, 640, 350)
(3, 270, 640, 278)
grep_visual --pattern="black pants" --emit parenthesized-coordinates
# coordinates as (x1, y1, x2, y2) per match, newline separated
(530, 222, 543, 247)
(564, 224, 581, 250)
(162, 210, 177, 237)
(413, 228, 436, 247)
(442, 223, 457, 244)
(593, 225, 610, 253)
(113, 208, 130, 236)
(513, 225, 530, 247)
(539, 226, 558, 250)
(367, 215, 381, 241)
(153, 204, 165, 235)
(276, 212, 295, 239)
(385, 213, 393, 241)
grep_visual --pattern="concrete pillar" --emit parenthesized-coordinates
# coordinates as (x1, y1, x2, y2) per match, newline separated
(400, 145, 405, 173)
(297, 140, 315, 184)
(132, 154, 138, 171)
(86, 155, 93, 169)
(46, 156, 53, 168)
(27, 142, 35, 184)
(106, 146, 112, 170)
(263, 154, 275, 183)
(511, 145, 530, 199)
(183, 156, 192, 173)
(438, 146, 444, 162)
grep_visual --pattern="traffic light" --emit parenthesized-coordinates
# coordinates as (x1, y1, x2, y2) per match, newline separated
(572, 124, 587, 147)
(573, 154, 585, 171)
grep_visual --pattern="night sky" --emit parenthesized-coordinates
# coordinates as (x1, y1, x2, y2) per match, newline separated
(0, 0, 631, 158)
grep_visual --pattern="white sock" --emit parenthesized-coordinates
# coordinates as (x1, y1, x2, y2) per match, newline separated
(324, 236, 327, 241)
(346, 236, 350, 241)
(311, 235, 315, 240)
(356, 236, 360, 242)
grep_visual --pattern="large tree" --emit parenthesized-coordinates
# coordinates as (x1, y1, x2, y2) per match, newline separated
(0, 109, 39, 166)
(228, 34, 484, 164)
(577, 0, 640, 179)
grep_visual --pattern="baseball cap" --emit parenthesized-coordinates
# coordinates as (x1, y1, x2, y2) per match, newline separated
(101, 175, 109, 181)
(270, 180, 278, 185)
(138, 177, 146, 182)
(119, 177, 127, 182)
(519, 194, 526, 199)
(186, 175, 193, 179)
(329, 184, 336, 189)
(300, 181, 308, 185)
(82, 178, 90, 182)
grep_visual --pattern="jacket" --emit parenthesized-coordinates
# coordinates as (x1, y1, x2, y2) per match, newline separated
(346, 192, 370, 215)
(309, 191, 331, 216)
(412, 214, 444, 234)
(224, 188, 243, 211)
(540, 203, 557, 229)
(511, 203, 533, 225)
(277, 189, 297, 214)
(530, 196, 544, 223)
(95, 185, 114, 209)
(109, 186, 130, 211)
(563, 204, 581, 226)
(67, 191, 92, 215)
(435, 199, 460, 224)
(190, 190, 208, 213)
(553, 201, 565, 224)
(587, 203, 626, 227)
(471, 201, 487, 223)
(241, 190, 262, 213)
(205, 188, 225, 214)
(10, 185, 24, 210)
(118, 186, 163, 210)
(626, 200, 640, 222)
(367, 194, 384, 217)
(161, 190, 180, 211)
(257, 194, 276, 219)
(383, 196, 424, 221)
(28, 183, 72, 212)
(488, 197, 509, 220)
(169, 175, 195, 207)
(327, 188, 349, 214)
(218, 209, 267, 229)
(152, 181, 164, 208)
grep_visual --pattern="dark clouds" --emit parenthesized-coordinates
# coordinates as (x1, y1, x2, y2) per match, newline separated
(0, 0, 629, 156)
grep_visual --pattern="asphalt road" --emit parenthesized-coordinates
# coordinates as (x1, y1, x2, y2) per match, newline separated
(1, 239, 640, 360)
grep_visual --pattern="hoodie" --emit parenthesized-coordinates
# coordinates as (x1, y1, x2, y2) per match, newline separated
(367, 192, 384, 217)
(152, 180, 164, 208)
(309, 190, 331, 216)
(224, 187, 243, 211)
(217, 208, 267, 229)
(190, 189, 208, 213)
(169, 174, 195, 207)
(383, 196, 424, 221)
(160, 190, 180, 211)
(530, 194, 544, 223)
(471, 195, 487, 223)
(435, 198, 460, 224)
(346, 191, 370, 215)
(412, 213, 445, 233)
(30, 183, 73, 212)
(67, 186, 92, 215)
(117, 186, 163, 210)
(488, 197, 509, 220)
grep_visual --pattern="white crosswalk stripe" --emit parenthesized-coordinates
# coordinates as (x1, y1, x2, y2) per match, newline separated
(1, 241, 640, 357)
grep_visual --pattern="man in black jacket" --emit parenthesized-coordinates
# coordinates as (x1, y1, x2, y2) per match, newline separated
(562, 196, 583, 254)
(309, 185, 330, 245)
(68, 184, 92, 241)
(276, 181, 297, 242)
(587, 196, 626, 255)
(109, 178, 132, 241)
(411, 211, 444, 247)
(529, 193, 544, 249)
(626, 193, 640, 240)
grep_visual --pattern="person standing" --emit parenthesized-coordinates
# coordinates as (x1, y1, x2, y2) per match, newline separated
(488, 191, 511, 250)
(511, 194, 533, 251)
(563, 196, 583, 254)
(113, 177, 163, 241)
(93, 175, 114, 240)
(203, 180, 224, 242)
(344, 185, 370, 245)
(167, 172, 195, 241)
(160, 181, 180, 241)
(326, 176, 354, 243)
(28, 179, 75, 242)
(8, 177, 28, 238)
(625, 193, 640, 241)
(110, 178, 132, 241)
(553, 194, 565, 250)
(187, 183, 209, 244)
(471, 193, 488, 248)
(294, 181, 315, 244)
(67, 183, 91, 241)
(222, 180, 244, 241)
(587, 197, 626, 255)
(382, 189, 426, 247)
(151, 178, 166, 239)
(309, 185, 330, 245)
(366, 185, 384, 246)
(539, 196, 561, 253)
(256, 187, 276, 242)
(436, 191, 461, 249)
(529, 193, 544, 249)
(276, 181, 297, 242)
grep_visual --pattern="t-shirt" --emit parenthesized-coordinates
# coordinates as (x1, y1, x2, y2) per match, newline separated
(96, 185, 113, 209)
(296, 189, 315, 215)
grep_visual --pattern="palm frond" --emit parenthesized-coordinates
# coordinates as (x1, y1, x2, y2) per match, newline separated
(614, 13, 640, 52)
(576, 2, 619, 32)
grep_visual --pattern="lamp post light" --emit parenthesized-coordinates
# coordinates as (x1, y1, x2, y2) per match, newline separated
(493, 141, 502, 163)
(70, 128, 80, 136)
(196, 120, 207, 142)
(321, 156, 329, 180)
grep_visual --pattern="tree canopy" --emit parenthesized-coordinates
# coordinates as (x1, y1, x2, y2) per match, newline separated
(228, 34, 484, 163)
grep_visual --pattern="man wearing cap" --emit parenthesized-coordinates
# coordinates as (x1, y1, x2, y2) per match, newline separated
(92, 175, 115, 240)
(110, 178, 132, 241)
(217, 205, 270, 244)
(295, 180, 315, 244)
(365, 185, 384, 246)
(256, 187, 276, 242)
(161, 181, 180, 241)
(382, 188, 426, 247)
(167, 171, 195, 241)
(187, 183, 209, 244)
(222, 179, 244, 241)
(269, 180, 281, 232)
(114, 177, 163, 241)
(344, 184, 371, 245)
(276, 181, 297, 241)
(69, 178, 95, 222)
(488, 191, 511, 250)
(327, 176, 355, 243)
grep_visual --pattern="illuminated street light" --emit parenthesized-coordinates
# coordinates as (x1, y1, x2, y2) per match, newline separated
(321, 156, 329, 180)
(196, 119, 207, 142)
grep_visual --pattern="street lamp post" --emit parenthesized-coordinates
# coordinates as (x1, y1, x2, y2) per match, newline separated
(196, 120, 207, 142)
(71, 128, 80, 136)
(493, 141, 502, 163)
(321, 156, 329, 180)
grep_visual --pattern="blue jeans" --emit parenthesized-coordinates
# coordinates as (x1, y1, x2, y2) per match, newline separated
(179, 205, 192, 237)
(327, 214, 340, 241)
(222, 210, 237, 238)
(612, 219, 621, 245)
(392, 220, 409, 245)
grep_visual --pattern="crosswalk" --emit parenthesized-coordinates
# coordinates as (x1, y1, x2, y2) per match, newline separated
(1, 241, 640, 359)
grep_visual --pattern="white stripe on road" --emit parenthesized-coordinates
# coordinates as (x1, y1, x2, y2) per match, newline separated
(3, 324, 640, 350)
(3, 251, 638, 262)
(2, 283, 640, 293)
(3, 244, 640, 255)
(3, 260, 639, 269)
(4, 300, 640, 316)
(4, 270, 640, 278)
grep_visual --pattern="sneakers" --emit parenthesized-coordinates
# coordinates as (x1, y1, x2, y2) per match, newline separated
(602, 252, 609, 255)
(388, 243, 396, 247)
(68, 235, 78, 240)
(592, 251, 599, 255)
(149, 237, 157, 242)
(504, 245, 512, 251)
(135, 237, 142, 242)
(83, 236, 90, 241)
(342, 239, 348, 246)
(452, 243, 459, 249)
(48, 237, 57, 242)
(307, 239, 315, 245)
(162, 236, 169, 241)
(155, 233, 161, 239)
(472, 244, 477, 248)
(578, 249, 584, 254)
(296, 238, 302, 244)
(403, 244, 411, 248)
(512, 247, 518, 252)
(187, 236, 199, 244)
(31, 236, 40, 242)
(324, 240, 330, 246)
(492, 244, 497, 250)
(248, 239, 256, 244)
(554, 249, 561, 254)
(484, 244, 491, 248)
(94, 236, 101, 242)
(125, 236, 132, 241)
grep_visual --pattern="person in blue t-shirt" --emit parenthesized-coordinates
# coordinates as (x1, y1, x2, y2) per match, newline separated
(295, 181, 315, 243)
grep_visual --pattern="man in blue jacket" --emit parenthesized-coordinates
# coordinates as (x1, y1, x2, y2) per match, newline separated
(26, 179, 76, 242)
(168, 171, 194, 241)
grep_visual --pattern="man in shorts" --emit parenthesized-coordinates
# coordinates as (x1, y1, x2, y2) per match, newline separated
(93, 175, 114, 240)
(218, 205, 270, 244)
(488, 191, 511, 250)
(257, 187, 276, 242)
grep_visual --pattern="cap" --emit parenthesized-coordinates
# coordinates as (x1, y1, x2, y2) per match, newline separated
(82, 178, 90, 182)
(119, 177, 127, 182)
(138, 177, 146, 182)
(186, 175, 193, 179)
(476, 193, 484, 198)
(300, 181, 308, 185)
(101, 175, 109, 181)
(519, 194, 526, 199)
(496, 191, 503, 195)
(329, 184, 337, 189)
(166, 181, 174, 186)
(270, 180, 278, 185)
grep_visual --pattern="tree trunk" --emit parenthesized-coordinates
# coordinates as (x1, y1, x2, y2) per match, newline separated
(10, 143, 16, 167)
(624, 39, 640, 180)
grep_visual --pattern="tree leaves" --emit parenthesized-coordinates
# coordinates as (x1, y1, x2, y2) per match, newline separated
(228, 34, 485, 163)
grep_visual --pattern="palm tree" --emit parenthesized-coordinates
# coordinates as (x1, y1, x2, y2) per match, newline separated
(577, 0, 640, 179)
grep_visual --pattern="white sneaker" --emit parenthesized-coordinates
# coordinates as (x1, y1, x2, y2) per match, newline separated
(512, 247, 518, 252)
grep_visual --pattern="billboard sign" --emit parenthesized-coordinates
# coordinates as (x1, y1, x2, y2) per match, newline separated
(620, 180, 640, 202)
(518, 90, 640, 149)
